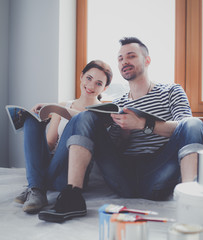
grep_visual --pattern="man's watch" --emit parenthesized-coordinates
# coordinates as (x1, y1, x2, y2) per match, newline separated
(143, 117, 155, 134)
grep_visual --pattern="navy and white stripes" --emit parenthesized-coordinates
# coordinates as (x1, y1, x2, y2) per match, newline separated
(108, 83, 192, 155)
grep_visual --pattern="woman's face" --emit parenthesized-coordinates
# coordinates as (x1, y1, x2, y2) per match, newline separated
(80, 68, 108, 98)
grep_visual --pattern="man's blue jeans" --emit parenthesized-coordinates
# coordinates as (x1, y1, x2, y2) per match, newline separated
(24, 112, 203, 200)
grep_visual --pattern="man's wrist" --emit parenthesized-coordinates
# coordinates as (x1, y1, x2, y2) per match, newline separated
(143, 117, 155, 134)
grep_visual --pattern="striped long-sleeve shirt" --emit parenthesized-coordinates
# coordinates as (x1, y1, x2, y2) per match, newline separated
(108, 83, 192, 155)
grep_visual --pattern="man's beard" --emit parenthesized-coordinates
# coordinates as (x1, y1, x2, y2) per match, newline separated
(122, 72, 137, 81)
(121, 65, 144, 81)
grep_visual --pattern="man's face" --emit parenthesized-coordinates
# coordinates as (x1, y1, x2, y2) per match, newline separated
(118, 43, 146, 81)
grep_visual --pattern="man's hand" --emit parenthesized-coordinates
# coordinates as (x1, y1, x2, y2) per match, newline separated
(111, 108, 178, 137)
(111, 108, 146, 130)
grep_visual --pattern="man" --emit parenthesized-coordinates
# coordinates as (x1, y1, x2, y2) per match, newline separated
(39, 37, 203, 223)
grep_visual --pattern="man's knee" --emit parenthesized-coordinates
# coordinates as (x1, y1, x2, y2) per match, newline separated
(177, 117, 203, 161)
(178, 117, 203, 141)
(74, 111, 100, 125)
(180, 117, 202, 132)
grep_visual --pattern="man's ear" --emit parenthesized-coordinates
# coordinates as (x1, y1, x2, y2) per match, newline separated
(145, 56, 151, 66)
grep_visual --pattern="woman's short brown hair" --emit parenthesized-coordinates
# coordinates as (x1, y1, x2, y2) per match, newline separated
(82, 60, 113, 87)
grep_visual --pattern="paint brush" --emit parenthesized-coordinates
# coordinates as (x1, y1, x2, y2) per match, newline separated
(101, 204, 158, 215)
(115, 213, 175, 223)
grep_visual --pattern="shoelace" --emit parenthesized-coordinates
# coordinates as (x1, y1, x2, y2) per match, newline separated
(20, 188, 28, 196)
(26, 188, 41, 201)
(54, 187, 73, 211)
(26, 188, 34, 201)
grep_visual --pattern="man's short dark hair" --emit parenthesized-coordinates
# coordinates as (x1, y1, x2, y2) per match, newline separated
(119, 37, 149, 56)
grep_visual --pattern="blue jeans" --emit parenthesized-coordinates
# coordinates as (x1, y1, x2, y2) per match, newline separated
(94, 115, 203, 200)
(93, 115, 203, 200)
(24, 112, 203, 200)
(24, 115, 94, 191)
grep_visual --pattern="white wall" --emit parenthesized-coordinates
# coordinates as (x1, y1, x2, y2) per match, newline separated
(0, 0, 9, 167)
(1, 0, 76, 167)
(88, 0, 175, 101)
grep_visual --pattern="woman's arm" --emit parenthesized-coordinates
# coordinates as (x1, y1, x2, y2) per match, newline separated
(46, 102, 66, 151)
(46, 113, 61, 151)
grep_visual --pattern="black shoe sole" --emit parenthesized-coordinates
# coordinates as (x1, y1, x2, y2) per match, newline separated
(38, 209, 87, 223)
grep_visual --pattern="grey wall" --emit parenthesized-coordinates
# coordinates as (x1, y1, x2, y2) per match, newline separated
(9, 0, 59, 107)
(0, 0, 9, 167)
(1, 0, 76, 167)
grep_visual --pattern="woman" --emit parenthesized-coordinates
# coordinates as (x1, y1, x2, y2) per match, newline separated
(15, 60, 113, 217)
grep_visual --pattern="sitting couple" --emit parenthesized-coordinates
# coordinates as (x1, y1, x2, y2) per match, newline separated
(14, 37, 203, 223)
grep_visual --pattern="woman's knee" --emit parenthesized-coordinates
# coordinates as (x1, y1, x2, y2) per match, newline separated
(24, 116, 48, 135)
(24, 116, 39, 129)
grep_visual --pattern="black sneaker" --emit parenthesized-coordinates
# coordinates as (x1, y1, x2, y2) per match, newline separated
(38, 185, 87, 223)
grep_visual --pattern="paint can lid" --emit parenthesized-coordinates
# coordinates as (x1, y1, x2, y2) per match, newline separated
(169, 223, 203, 234)
(174, 182, 203, 200)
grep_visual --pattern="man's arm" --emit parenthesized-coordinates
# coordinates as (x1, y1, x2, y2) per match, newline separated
(153, 120, 178, 137)
(111, 108, 178, 138)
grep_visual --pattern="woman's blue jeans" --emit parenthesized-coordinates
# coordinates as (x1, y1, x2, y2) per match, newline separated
(24, 114, 95, 192)
(24, 112, 203, 200)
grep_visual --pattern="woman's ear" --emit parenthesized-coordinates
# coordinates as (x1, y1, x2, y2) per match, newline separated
(102, 85, 109, 93)
(80, 73, 84, 81)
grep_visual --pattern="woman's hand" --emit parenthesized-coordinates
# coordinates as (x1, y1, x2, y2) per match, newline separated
(31, 103, 47, 113)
